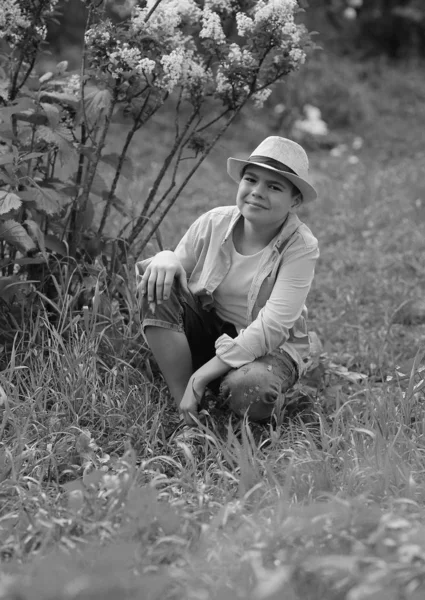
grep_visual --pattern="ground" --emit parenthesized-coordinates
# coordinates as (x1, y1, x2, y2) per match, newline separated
(1, 56, 425, 600)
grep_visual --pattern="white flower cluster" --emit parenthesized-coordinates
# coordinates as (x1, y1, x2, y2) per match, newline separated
(199, 8, 226, 45)
(0, 0, 59, 45)
(159, 48, 185, 93)
(215, 69, 233, 97)
(131, 0, 201, 39)
(108, 41, 156, 79)
(0, 0, 31, 43)
(251, 88, 272, 108)
(289, 47, 306, 66)
(85, 23, 112, 47)
(227, 43, 256, 68)
(63, 73, 81, 97)
(254, 0, 297, 24)
(158, 48, 210, 96)
(236, 13, 254, 36)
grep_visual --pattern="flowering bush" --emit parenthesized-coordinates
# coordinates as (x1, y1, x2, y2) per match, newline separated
(0, 0, 314, 329)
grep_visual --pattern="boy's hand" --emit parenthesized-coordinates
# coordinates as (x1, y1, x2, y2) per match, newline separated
(136, 251, 189, 306)
(179, 376, 206, 426)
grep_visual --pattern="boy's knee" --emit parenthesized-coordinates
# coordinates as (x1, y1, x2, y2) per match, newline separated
(220, 362, 282, 421)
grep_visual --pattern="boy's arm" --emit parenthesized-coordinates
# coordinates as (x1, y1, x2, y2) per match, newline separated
(215, 244, 319, 368)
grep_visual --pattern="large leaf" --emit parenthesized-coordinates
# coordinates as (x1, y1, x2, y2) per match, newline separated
(44, 234, 67, 255)
(40, 102, 61, 129)
(0, 219, 36, 253)
(19, 186, 70, 216)
(39, 91, 79, 109)
(0, 154, 14, 166)
(102, 192, 129, 216)
(24, 219, 46, 254)
(35, 124, 75, 165)
(75, 197, 95, 231)
(90, 172, 109, 197)
(0, 191, 21, 215)
(101, 153, 134, 179)
(84, 87, 112, 121)
(0, 98, 35, 121)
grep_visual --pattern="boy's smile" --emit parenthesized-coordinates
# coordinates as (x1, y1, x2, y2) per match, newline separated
(236, 164, 300, 229)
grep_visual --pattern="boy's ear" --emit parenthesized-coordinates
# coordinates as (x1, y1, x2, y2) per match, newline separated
(291, 194, 303, 209)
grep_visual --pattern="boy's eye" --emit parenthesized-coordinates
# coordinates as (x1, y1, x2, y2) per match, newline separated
(243, 176, 256, 183)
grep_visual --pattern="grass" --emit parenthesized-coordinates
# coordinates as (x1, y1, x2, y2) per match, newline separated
(1, 55, 425, 599)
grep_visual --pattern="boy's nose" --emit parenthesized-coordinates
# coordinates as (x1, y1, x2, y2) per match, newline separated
(252, 182, 266, 196)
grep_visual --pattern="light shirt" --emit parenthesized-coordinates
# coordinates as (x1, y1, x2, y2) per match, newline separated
(138, 206, 319, 374)
(214, 242, 265, 332)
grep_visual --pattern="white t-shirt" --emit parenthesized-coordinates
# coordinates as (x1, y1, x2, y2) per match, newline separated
(213, 241, 264, 332)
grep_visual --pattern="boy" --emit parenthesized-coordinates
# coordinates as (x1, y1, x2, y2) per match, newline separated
(137, 136, 319, 425)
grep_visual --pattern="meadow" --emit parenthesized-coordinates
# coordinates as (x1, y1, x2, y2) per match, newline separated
(1, 54, 425, 600)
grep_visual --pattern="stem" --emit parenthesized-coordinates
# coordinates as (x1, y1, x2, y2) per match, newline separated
(97, 92, 151, 235)
(80, 89, 118, 210)
(130, 107, 243, 256)
(144, 0, 164, 21)
(66, 123, 87, 253)
(197, 107, 231, 133)
(26, 123, 37, 180)
(126, 107, 200, 245)
(146, 114, 202, 220)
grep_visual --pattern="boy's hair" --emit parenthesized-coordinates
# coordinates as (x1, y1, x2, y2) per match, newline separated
(241, 165, 303, 202)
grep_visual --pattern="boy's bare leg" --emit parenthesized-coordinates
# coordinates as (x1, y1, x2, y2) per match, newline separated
(144, 326, 193, 407)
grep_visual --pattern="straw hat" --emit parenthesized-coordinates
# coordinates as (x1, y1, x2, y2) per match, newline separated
(227, 136, 318, 203)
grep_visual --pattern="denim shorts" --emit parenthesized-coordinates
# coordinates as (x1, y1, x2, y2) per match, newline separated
(140, 282, 299, 421)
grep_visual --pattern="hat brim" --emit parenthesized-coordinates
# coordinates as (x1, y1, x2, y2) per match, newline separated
(227, 158, 318, 203)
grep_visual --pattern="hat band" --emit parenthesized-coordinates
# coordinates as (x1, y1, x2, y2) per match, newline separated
(248, 155, 297, 175)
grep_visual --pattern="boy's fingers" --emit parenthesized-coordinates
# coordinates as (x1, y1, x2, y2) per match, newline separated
(155, 271, 166, 303)
(162, 270, 175, 300)
(146, 272, 157, 302)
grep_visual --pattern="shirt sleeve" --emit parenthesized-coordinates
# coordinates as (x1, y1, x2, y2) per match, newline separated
(215, 243, 319, 368)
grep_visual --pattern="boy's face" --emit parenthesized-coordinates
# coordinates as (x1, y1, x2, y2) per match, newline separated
(236, 165, 301, 228)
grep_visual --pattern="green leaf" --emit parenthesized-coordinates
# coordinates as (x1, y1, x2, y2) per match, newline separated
(35, 124, 75, 165)
(40, 102, 61, 129)
(24, 219, 46, 255)
(108, 194, 129, 216)
(14, 111, 47, 126)
(0, 98, 35, 121)
(19, 186, 69, 216)
(85, 87, 113, 120)
(0, 81, 9, 102)
(0, 219, 37, 253)
(75, 197, 95, 231)
(0, 154, 14, 166)
(39, 91, 79, 109)
(101, 153, 134, 179)
(44, 234, 67, 255)
(0, 191, 22, 215)
(90, 172, 109, 197)
(20, 152, 45, 163)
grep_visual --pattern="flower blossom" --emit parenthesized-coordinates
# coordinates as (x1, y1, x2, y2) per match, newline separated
(200, 8, 226, 45)
(204, 0, 232, 12)
(254, 0, 298, 24)
(236, 13, 254, 36)
(159, 48, 185, 93)
(131, 0, 202, 40)
(227, 44, 256, 68)
(289, 47, 306, 66)
(0, 0, 31, 43)
(251, 88, 272, 108)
